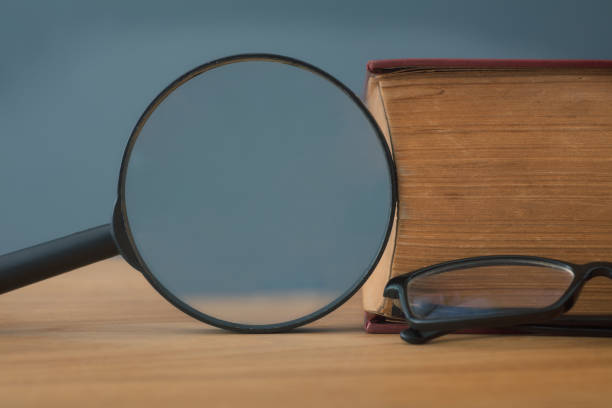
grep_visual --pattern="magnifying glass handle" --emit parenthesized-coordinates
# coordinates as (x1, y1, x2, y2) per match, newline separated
(0, 224, 118, 295)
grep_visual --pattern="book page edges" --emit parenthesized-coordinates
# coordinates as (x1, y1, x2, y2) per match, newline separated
(361, 74, 396, 317)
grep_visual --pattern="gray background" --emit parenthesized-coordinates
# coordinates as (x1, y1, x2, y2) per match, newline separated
(1, 0, 612, 253)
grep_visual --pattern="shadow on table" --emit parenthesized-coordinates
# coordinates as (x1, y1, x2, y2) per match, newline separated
(172, 325, 365, 335)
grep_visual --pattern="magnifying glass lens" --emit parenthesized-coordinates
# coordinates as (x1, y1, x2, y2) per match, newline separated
(121, 57, 393, 329)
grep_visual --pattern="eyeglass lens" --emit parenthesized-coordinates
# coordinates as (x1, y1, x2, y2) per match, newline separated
(405, 263, 575, 320)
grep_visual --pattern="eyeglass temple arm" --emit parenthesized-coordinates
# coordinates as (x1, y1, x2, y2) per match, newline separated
(0, 224, 119, 295)
(402, 320, 612, 345)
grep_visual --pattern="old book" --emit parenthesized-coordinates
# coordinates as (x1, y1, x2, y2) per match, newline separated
(362, 59, 612, 332)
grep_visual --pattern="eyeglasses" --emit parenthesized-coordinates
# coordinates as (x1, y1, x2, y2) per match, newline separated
(383, 255, 612, 344)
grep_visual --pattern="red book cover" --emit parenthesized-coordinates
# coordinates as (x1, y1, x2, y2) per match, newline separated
(367, 58, 612, 74)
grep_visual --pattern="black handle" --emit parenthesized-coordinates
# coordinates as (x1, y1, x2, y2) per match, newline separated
(0, 224, 119, 295)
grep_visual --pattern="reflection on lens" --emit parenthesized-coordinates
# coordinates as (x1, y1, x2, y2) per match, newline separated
(123, 57, 393, 327)
(406, 263, 575, 320)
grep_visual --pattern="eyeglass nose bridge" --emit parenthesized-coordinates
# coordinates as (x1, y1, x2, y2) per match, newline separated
(583, 262, 612, 280)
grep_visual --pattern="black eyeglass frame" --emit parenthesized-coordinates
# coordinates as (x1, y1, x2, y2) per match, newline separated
(383, 255, 612, 343)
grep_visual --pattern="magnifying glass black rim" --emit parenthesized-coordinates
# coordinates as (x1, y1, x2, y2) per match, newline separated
(115, 53, 398, 333)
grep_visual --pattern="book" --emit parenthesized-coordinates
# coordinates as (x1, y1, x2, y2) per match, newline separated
(362, 59, 612, 332)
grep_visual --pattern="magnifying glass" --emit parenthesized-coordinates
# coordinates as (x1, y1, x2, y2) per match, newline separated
(0, 54, 396, 332)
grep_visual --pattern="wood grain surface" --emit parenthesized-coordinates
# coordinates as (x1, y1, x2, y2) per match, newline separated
(1, 258, 612, 407)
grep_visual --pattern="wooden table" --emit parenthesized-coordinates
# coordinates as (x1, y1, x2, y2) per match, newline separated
(1, 259, 611, 407)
